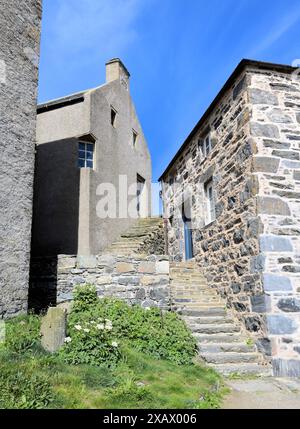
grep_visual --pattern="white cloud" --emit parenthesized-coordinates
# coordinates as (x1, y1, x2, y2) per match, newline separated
(50, 0, 145, 61)
(248, 7, 300, 57)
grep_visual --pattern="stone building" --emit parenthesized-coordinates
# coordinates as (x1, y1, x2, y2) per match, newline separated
(159, 59, 300, 376)
(30, 59, 151, 308)
(32, 58, 151, 257)
(0, 0, 42, 318)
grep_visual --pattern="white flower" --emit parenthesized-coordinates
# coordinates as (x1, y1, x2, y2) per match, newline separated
(90, 321, 96, 325)
(83, 328, 90, 333)
(112, 341, 118, 348)
(74, 324, 82, 331)
(97, 323, 104, 330)
(64, 337, 72, 343)
(105, 319, 112, 325)
(105, 325, 112, 331)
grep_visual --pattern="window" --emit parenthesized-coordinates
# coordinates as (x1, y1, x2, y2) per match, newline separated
(199, 133, 211, 159)
(137, 174, 145, 216)
(132, 130, 138, 147)
(78, 141, 94, 168)
(111, 107, 117, 127)
(204, 179, 215, 224)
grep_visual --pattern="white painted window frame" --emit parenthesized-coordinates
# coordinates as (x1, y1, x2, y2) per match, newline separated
(204, 179, 215, 225)
(199, 133, 212, 160)
(78, 141, 95, 169)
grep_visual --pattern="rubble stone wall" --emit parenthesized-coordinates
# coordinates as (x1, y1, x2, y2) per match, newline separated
(161, 65, 300, 376)
(56, 254, 171, 310)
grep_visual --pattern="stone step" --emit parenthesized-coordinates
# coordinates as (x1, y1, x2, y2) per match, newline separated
(110, 242, 143, 247)
(194, 333, 243, 343)
(188, 323, 240, 334)
(172, 292, 218, 298)
(173, 289, 218, 295)
(179, 308, 227, 317)
(170, 263, 195, 269)
(171, 274, 204, 279)
(183, 316, 234, 325)
(207, 363, 272, 376)
(180, 301, 224, 308)
(173, 295, 219, 304)
(171, 279, 206, 284)
(175, 295, 222, 301)
(171, 284, 210, 289)
(198, 342, 256, 353)
(182, 296, 223, 302)
(201, 352, 259, 364)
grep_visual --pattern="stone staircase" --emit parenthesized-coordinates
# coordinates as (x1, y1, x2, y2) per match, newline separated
(106, 217, 165, 255)
(170, 261, 272, 376)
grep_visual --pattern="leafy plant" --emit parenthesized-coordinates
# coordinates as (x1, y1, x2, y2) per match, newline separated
(72, 284, 99, 313)
(68, 287, 198, 365)
(59, 317, 121, 367)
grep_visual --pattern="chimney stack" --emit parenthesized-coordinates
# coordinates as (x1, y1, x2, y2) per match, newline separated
(105, 58, 130, 91)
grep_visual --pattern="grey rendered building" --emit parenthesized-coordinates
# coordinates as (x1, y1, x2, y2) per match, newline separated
(0, 0, 42, 318)
(160, 60, 300, 376)
(32, 58, 151, 258)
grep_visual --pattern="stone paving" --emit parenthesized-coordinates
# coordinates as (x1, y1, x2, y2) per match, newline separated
(222, 377, 300, 409)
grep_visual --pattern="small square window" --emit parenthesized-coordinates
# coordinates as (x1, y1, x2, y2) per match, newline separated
(133, 130, 138, 147)
(111, 107, 117, 127)
(78, 141, 94, 169)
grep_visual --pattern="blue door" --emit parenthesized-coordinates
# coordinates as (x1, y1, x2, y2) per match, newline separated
(183, 217, 193, 260)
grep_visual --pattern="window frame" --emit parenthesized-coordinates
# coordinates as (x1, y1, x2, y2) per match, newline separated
(204, 179, 215, 225)
(111, 106, 117, 127)
(199, 133, 211, 160)
(132, 129, 138, 147)
(78, 140, 95, 169)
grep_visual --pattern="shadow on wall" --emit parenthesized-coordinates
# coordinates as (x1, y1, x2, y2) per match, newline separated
(29, 138, 80, 312)
(28, 256, 58, 313)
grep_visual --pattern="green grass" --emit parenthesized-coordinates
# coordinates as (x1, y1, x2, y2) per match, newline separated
(0, 309, 228, 409)
(0, 346, 226, 409)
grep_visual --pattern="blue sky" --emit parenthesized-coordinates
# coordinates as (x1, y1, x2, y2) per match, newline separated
(38, 0, 300, 181)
